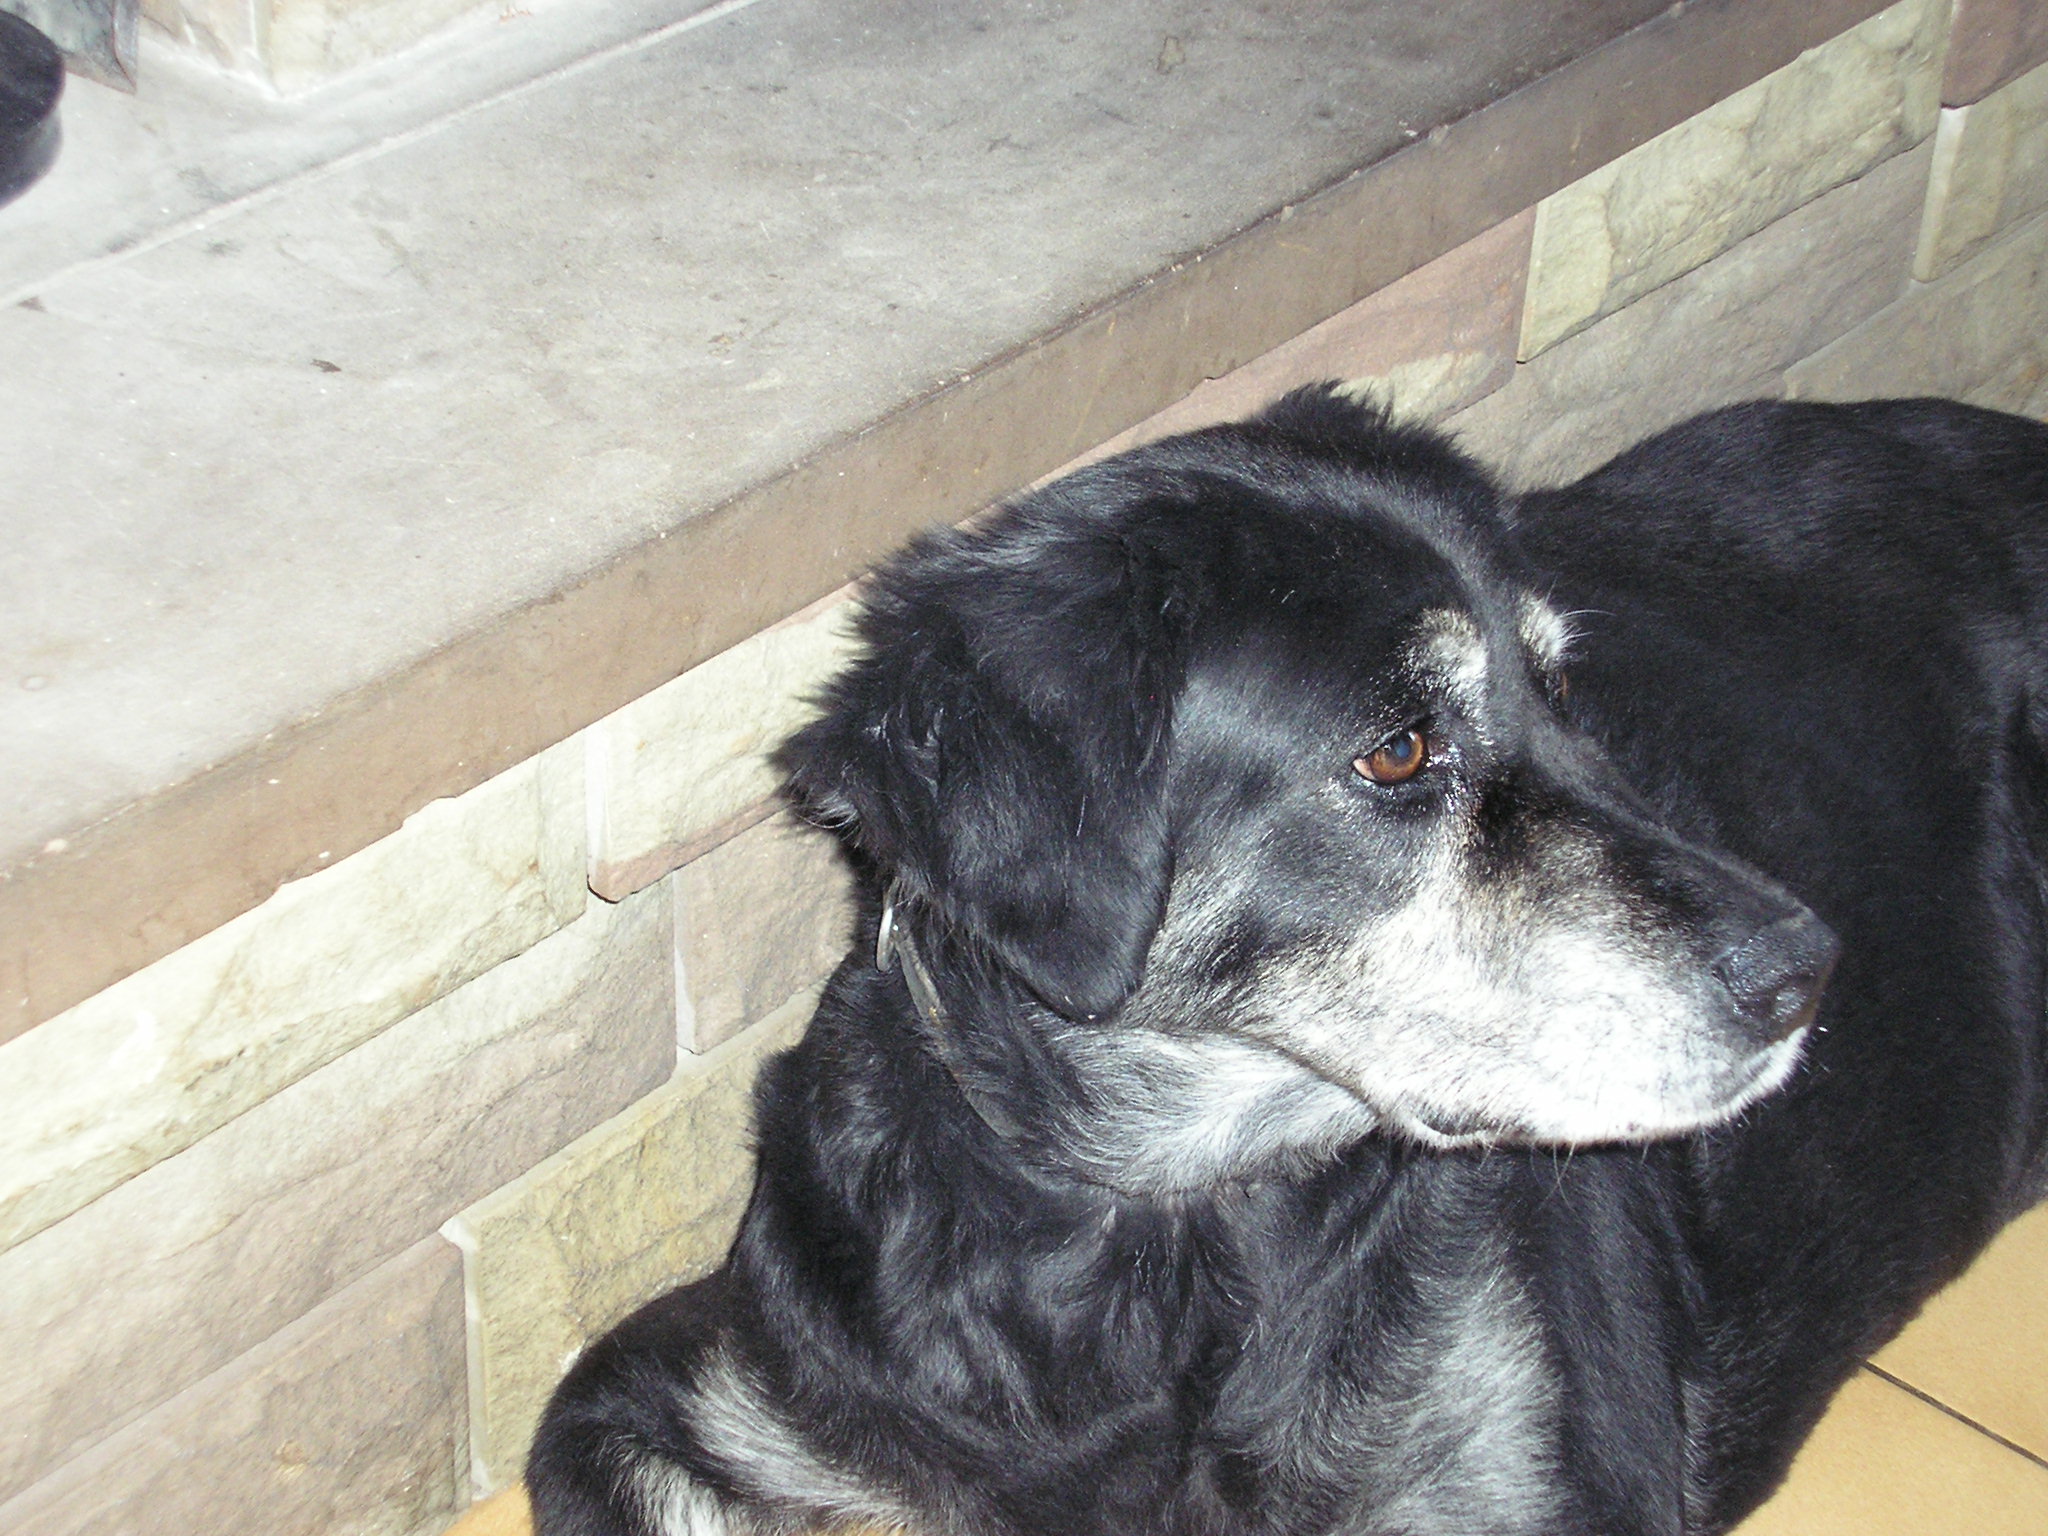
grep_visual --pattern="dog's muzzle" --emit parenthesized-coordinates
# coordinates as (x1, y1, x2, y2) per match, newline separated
(1711, 910, 1840, 1043)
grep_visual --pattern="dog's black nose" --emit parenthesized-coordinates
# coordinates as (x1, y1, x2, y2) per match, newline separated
(1712, 911, 1840, 1042)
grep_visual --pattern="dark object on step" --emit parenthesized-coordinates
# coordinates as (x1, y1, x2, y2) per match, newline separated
(0, 10, 61, 207)
(4, 0, 135, 91)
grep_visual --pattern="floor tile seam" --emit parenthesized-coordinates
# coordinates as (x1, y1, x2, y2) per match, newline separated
(1861, 1361, 2048, 1471)
(0, 0, 774, 310)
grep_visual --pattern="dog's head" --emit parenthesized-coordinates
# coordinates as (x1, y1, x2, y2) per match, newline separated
(783, 387, 1834, 1187)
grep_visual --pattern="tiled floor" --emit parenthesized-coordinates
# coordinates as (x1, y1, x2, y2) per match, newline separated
(1737, 1201, 2048, 1535)
(448, 1485, 529, 1536)
(447, 1205, 2048, 1536)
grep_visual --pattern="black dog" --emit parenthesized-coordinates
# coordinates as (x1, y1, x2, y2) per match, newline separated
(530, 390, 2048, 1536)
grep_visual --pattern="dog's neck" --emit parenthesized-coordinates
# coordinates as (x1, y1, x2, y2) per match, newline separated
(874, 880, 1031, 1142)
(872, 880, 1385, 1197)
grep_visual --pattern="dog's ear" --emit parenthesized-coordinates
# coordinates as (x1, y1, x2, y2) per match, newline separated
(779, 502, 1184, 1019)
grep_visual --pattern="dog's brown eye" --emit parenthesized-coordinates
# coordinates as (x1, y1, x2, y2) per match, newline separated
(1355, 729, 1428, 785)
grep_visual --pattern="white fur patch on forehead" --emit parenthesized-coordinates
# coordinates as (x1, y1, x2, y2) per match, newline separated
(1408, 607, 1488, 710)
(1517, 595, 1575, 671)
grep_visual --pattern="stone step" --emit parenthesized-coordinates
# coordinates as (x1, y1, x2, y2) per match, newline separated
(0, 0, 1910, 1041)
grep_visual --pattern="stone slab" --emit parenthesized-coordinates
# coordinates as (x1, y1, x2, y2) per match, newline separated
(444, 987, 814, 1492)
(1520, 0, 1943, 359)
(1074, 209, 1534, 462)
(587, 594, 857, 901)
(1944, 0, 2048, 106)
(0, 0, 1663, 886)
(1916, 61, 2048, 278)
(0, 0, 1901, 1038)
(675, 811, 854, 1053)
(1788, 205, 2048, 417)
(0, 881, 672, 1502)
(1448, 140, 1931, 488)
(0, 1238, 469, 1536)
(0, 739, 585, 1252)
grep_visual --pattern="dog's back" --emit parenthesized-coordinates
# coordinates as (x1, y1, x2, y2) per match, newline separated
(1513, 397, 2048, 1519)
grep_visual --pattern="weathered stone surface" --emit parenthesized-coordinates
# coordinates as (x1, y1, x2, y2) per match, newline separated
(0, 1239, 468, 1536)
(675, 812, 856, 1053)
(1520, 0, 1943, 359)
(444, 989, 815, 1491)
(1916, 62, 2048, 278)
(1074, 210, 1534, 464)
(0, 743, 587, 1253)
(1944, 0, 2048, 106)
(1450, 141, 1929, 488)
(587, 595, 859, 902)
(538, 732, 593, 925)
(1791, 206, 2048, 416)
(2, 0, 1919, 1050)
(268, 0, 493, 91)
(0, 883, 672, 1502)
(142, 0, 588, 88)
